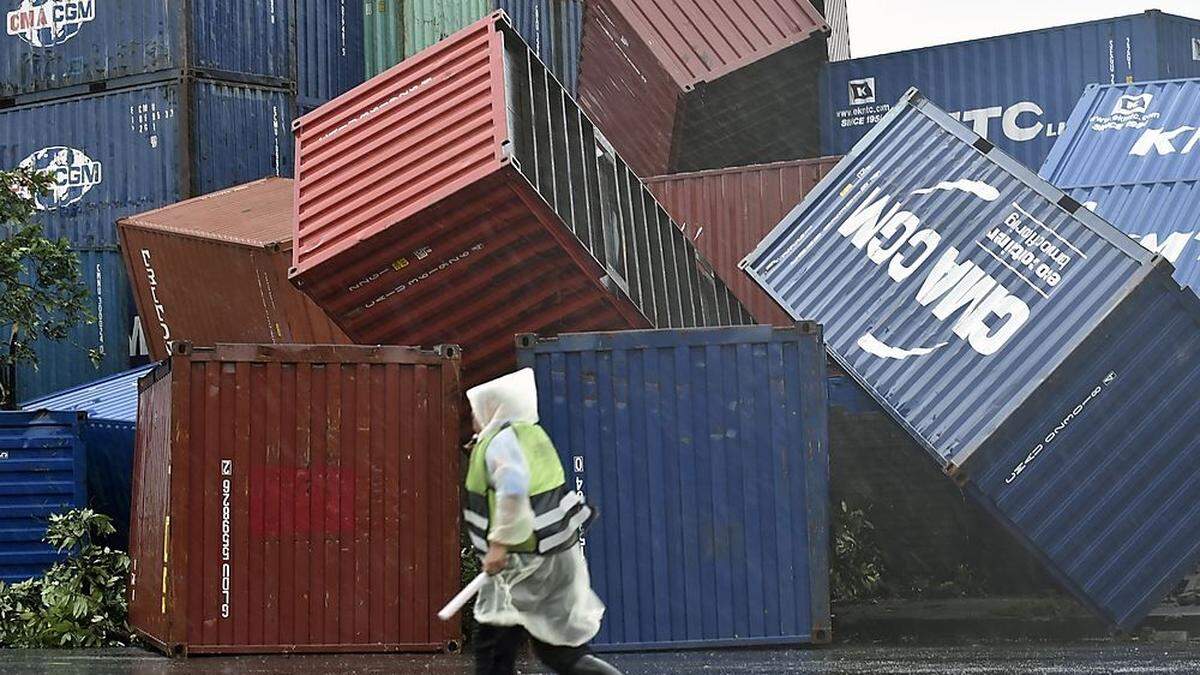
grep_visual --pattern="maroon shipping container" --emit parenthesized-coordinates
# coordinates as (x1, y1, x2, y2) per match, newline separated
(120, 179, 351, 360)
(578, 0, 829, 176)
(291, 13, 754, 390)
(128, 343, 463, 655)
(646, 157, 842, 325)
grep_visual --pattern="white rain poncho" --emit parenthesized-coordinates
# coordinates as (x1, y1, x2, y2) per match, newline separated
(466, 368, 605, 647)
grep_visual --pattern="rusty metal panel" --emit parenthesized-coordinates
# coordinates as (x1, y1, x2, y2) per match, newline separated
(128, 366, 172, 647)
(129, 343, 463, 655)
(292, 13, 753, 390)
(647, 158, 842, 324)
(119, 179, 349, 360)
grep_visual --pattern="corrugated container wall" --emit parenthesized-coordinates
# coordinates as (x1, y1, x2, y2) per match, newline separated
(291, 14, 753, 390)
(119, 178, 350, 361)
(361, 0, 581, 93)
(744, 88, 1200, 631)
(298, 0, 366, 108)
(813, 0, 850, 61)
(128, 344, 463, 655)
(13, 249, 135, 403)
(0, 0, 293, 99)
(577, 0, 828, 176)
(0, 78, 295, 248)
(25, 365, 152, 551)
(0, 411, 86, 583)
(1040, 78, 1200, 295)
(516, 326, 830, 649)
(647, 158, 842, 325)
(820, 10, 1200, 168)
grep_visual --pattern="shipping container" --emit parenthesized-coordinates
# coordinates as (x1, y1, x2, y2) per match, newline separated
(820, 10, 1200, 169)
(24, 365, 153, 551)
(0, 77, 295, 247)
(577, 0, 828, 176)
(516, 325, 830, 649)
(128, 343, 463, 655)
(12, 249, 135, 403)
(813, 0, 850, 61)
(0, 410, 87, 583)
(1040, 77, 1200, 296)
(647, 158, 842, 325)
(291, 14, 754, 390)
(0, 0, 293, 99)
(743, 87, 1200, 631)
(360, 0, 581, 93)
(298, 0, 366, 109)
(119, 178, 350, 361)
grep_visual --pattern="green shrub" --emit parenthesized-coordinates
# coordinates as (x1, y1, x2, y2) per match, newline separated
(831, 500, 886, 602)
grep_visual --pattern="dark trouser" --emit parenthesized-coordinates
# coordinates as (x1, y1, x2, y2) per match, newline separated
(474, 623, 595, 675)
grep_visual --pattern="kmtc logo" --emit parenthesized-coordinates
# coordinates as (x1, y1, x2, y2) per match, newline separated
(1113, 94, 1152, 116)
(6, 0, 95, 47)
(17, 146, 102, 210)
(848, 78, 876, 105)
(1089, 92, 1159, 131)
(1130, 124, 1200, 156)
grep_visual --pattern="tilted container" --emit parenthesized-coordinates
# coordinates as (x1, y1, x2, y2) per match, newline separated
(516, 326, 830, 650)
(0, 78, 294, 248)
(0, 410, 87, 582)
(743, 88, 1200, 631)
(820, 10, 1200, 169)
(291, 13, 753, 390)
(128, 343, 463, 655)
(1040, 77, 1200, 296)
(647, 157, 842, 325)
(119, 178, 349, 361)
(578, 0, 828, 176)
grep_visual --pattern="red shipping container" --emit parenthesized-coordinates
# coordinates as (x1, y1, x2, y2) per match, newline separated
(128, 343, 463, 655)
(291, 13, 754, 389)
(646, 157, 842, 325)
(120, 179, 350, 360)
(578, 0, 829, 176)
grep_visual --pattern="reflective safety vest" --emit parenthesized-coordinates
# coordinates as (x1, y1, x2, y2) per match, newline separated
(464, 422, 593, 555)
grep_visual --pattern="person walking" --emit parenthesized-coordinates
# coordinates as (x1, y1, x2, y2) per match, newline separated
(464, 368, 623, 675)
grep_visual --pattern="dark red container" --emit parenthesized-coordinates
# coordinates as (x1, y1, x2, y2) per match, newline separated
(120, 179, 350, 360)
(646, 157, 842, 325)
(291, 13, 753, 390)
(128, 343, 463, 655)
(578, 0, 829, 176)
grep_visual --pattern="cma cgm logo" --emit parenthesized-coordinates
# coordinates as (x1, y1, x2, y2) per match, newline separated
(17, 146, 102, 210)
(6, 0, 95, 47)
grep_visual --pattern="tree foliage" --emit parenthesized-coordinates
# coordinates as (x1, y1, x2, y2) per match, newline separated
(0, 166, 96, 407)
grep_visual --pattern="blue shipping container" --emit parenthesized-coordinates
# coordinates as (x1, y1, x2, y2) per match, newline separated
(820, 10, 1200, 169)
(744, 88, 1200, 631)
(1040, 77, 1200, 295)
(497, 1, 581, 94)
(0, 78, 295, 247)
(24, 365, 148, 551)
(297, 0, 365, 109)
(516, 326, 831, 649)
(0, 0, 293, 98)
(13, 249, 135, 403)
(0, 410, 87, 583)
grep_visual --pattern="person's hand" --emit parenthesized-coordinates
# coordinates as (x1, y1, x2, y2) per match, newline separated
(483, 543, 508, 575)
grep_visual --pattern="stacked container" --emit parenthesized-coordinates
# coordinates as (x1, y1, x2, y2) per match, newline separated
(128, 343, 463, 655)
(577, 0, 829, 176)
(290, 13, 754, 390)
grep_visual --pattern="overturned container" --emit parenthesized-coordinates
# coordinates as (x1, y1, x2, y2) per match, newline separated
(516, 326, 830, 650)
(1039, 77, 1200, 296)
(743, 88, 1200, 631)
(647, 158, 842, 325)
(128, 343, 463, 655)
(291, 13, 753, 390)
(578, 0, 829, 176)
(119, 178, 350, 361)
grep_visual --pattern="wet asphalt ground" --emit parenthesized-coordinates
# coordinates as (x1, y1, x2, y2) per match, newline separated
(7, 644, 1200, 674)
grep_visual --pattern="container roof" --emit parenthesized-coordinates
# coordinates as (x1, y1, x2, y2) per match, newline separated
(118, 177, 295, 249)
(609, 0, 827, 88)
(21, 364, 154, 424)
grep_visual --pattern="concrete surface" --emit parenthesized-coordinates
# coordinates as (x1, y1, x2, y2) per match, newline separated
(6, 644, 1200, 674)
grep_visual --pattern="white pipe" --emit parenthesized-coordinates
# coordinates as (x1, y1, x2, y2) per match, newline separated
(438, 573, 489, 621)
